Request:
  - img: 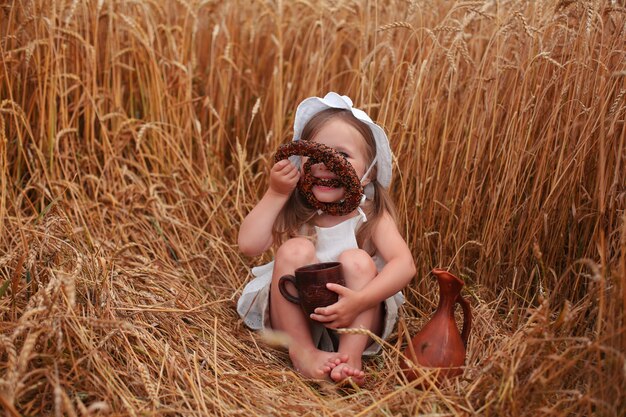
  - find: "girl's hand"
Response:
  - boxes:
[310,283,363,329]
[269,159,300,196]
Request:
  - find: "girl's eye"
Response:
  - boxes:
[338,151,349,158]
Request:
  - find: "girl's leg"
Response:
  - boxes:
[270,237,347,379]
[331,249,384,385]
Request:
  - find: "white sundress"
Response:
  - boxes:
[236,211,405,355]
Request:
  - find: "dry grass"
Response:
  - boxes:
[0,0,624,415]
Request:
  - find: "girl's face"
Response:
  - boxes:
[308,117,371,204]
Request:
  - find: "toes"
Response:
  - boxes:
[330,363,364,384]
[325,354,348,369]
[348,368,364,378]
[330,364,344,382]
[314,365,331,379]
[329,356,345,366]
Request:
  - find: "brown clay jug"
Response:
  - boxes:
[401,268,472,383]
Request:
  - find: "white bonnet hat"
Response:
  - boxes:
[292,92,393,189]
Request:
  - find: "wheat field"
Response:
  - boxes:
[0,0,624,416]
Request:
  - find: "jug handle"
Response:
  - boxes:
[456,295,472,347]
[278,275,300,304]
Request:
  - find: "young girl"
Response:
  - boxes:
[237,92,416,385]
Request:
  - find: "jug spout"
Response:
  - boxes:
[432,268,464,299]
[432,268,464,286]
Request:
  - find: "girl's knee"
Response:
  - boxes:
[275,237,316,265]
[338,249,377,281]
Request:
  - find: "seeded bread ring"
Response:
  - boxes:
[274,141,363,216]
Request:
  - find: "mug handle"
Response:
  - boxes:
[278,275,300,304]
[456,295,472,348]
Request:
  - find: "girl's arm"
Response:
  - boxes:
[310,211,416,327]
[238,159,300,256]
[356,212,416,307]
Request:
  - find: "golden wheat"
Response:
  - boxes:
[0,0,624,416]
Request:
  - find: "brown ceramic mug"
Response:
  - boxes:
[278,262,345,316]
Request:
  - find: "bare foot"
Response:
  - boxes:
[289,346,349,380]
[330,356,365,386]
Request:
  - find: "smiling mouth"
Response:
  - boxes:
[312,176,342,189]
[314,184,339,190]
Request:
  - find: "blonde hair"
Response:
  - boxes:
[273,108,397,254]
